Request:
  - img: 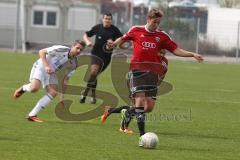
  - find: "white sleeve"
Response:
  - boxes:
[46,45,70,56]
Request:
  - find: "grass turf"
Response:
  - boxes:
[0,52,240,160]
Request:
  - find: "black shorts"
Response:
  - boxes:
[91,54,111,73]
[127,70,161,100]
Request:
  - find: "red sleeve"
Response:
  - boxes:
[121,26,135,41]
[162,32,178,52]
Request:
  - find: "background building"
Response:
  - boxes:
[0,0,239,57]
[0,0,100,50]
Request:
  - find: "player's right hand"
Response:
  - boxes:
[193,53,204,62]
[45,66,54,74]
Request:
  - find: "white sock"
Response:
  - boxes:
[22,83,31,92]
[28,94,53,117]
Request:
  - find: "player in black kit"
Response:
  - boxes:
[80,13,123,104]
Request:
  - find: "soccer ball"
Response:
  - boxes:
[139,132,159,149]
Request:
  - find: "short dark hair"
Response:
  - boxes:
[147,9,163,19]
[73,40,86,49]
[103,12,112,18]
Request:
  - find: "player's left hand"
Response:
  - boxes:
[193,53,204,62]
[106,40,115,50]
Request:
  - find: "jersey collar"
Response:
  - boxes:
[145,25,156,33]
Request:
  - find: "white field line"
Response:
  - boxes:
[177,88,239,93]
[162,97,240,104]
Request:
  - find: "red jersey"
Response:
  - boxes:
[122,25,177,74]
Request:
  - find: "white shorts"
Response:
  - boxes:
[29,62,58,88]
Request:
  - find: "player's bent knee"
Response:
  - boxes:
[30,86,39,93]
[48,90,58,98]
[90,71,98,76]
[50,92,57,98]
[135,97,146,106]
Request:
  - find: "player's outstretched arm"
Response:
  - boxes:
[172,48,204,62]
[107,37,124,49]
[119,40,131,50]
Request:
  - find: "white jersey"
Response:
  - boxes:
[30,45,78,88]
[35,45,71,71]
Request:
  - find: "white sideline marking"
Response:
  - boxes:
[178,88,239,93]
[163,98,240,104]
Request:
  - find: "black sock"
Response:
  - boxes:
[127,107,136,117]
[108,105,130,114]
[124,107,135,128]
[82,87,90,97]
[135,107,145,136]
[83,74,97,96]
[91,79,97,98]
[125,116,132,128]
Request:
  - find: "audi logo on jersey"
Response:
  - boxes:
[142,41,156,49]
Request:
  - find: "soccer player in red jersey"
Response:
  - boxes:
[102,9,203,144]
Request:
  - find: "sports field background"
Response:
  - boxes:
[0,52,240,160]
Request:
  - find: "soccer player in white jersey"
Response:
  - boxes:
[13,40,86,122]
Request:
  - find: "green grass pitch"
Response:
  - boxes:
[0,52,240,160]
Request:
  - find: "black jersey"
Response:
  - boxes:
[86,24,122,56]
